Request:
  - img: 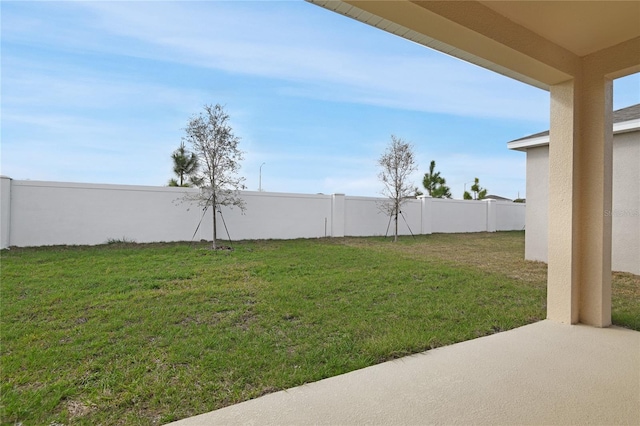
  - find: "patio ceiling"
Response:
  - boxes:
[308,0,640,89]
[479,1,640,57]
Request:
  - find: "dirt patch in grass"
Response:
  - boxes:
[67,400,96,419]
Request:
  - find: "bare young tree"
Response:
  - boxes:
[378,135,418,242]
[183,104,246,249]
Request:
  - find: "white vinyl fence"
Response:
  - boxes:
[0,177,525,249]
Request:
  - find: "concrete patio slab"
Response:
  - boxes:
[168,320,640,425]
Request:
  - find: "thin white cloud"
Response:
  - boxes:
[3,61,204,112]
[16,1,549,122]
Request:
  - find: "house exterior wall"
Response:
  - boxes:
[524,131,639,274]
[525,146,550,262]
[611,132,640,274]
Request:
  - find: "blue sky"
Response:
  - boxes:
[2,1,638,199]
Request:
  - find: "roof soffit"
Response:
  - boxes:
[480,1,640,57]
[409,1,581,80]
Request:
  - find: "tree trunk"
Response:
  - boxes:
[394,205,399,243]
[211,193,218,249]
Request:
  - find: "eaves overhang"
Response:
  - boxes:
[507,118,640,152]
[307,0,582,90]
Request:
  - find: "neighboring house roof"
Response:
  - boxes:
[508,103,640,151]
[485,194,512,201]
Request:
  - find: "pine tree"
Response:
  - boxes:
[168,142,200,187]
[463,177,487,200]
[422,160,451,198]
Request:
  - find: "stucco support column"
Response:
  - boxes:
[547,70,613,327]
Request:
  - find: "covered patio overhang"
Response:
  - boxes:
[310,0,640,327]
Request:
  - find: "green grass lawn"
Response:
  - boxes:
[1,232,638,425]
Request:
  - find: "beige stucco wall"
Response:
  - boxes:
[525,130,639,275]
